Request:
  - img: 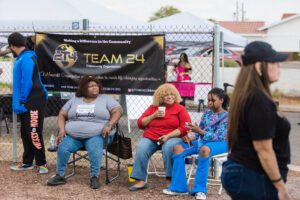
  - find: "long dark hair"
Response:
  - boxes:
[208,87,229,110]
[177,53,189,65]
[75,76,103,98]
[228,62,273,150]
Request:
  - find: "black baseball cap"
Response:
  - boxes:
[242,41,288,65]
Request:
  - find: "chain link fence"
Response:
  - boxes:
[0,24,215,172]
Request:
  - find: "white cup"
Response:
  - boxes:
[158,106,166,117]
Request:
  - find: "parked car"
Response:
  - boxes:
[165,45,177,55]
[192,47,242,66]
[165,47,188,62]
[166,46,207,64]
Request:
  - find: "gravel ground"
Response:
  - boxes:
[0,161,300,200]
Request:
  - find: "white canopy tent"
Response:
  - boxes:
[149,12,247,47]
[0,0,145,31]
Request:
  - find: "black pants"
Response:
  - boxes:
[20,98,46,166]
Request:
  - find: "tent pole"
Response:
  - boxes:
[220,32,225,87]
[213,24,220,88]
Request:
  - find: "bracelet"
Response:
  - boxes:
[271,177,282,183]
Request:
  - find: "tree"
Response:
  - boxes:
[148,6,181,22]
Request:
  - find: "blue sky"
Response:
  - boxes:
[92,0,300,24]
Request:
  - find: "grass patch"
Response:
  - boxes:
[0,82,11,90]
[0,56,12,62]
[223,59,239,67]
[272,89,285,99]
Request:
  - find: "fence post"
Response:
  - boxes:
[213,23,220,88]
[12,112,17,162]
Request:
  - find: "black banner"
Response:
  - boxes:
[35,33,165,95]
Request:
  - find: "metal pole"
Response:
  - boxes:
[213,24,220,88]
[11,59,17,162]
[12,112,17,162]
[220,32,225,86]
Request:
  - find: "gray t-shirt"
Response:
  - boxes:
[62,94,120,139]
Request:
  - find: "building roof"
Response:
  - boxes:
[259,14,300,31]
[218,21,265,34]
[281,13,297,20]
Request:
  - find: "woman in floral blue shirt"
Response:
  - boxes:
[163,88,229,200]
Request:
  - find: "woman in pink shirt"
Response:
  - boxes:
[128,83,191,191]
[174,53,192,82]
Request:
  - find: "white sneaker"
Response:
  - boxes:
[162,188,188,196]
[195,192,206,200]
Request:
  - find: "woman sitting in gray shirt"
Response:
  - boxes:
[47,76,122,189]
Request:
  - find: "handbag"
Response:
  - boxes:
[107,125,132,159]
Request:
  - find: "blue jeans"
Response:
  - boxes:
[56,134,114,177]
[168,140,228,194]
[130,137,182,181]
[221,158,278,200]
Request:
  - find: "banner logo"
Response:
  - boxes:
[53,44,78,68]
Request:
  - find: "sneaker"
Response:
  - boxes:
[90,176,100,189]
[47,174,66,186]
[38,164,49,174]
[195,192,206,200]
[10,163,34,171]
[162,188,188,196]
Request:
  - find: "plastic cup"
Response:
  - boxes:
[158,106,166,117]
[127,164,135,182]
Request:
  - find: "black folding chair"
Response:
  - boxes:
[64,125,121,184]
[0,95,12,135]
[104,124,121,184]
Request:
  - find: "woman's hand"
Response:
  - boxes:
[158,135,170,143]
[278,186,290,200]
[182,135,196,143]
[102,124,112,137]
[56,130,66,145]
[186,122,204,135]
[152,110,165,118]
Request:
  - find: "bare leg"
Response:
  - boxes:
[199,146,210,158]
[173,144,185,155]
[132,180,146,187]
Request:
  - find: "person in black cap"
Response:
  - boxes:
[8,32,49,174]
[221,41,291,200]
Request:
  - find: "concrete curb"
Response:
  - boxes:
[288,164,300,172]
[279,106,300,113]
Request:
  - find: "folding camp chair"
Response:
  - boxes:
[52,125,121,184]
[0,106,9,135]
[104,126,121,184]
[186,153,228,195]
[0,95,11,135]
[146,150,166,181]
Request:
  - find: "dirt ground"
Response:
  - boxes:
[0,161,300,200]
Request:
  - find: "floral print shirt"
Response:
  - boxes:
[197,109,228,142]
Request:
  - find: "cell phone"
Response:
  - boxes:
[157,139,164,146]
[185,122,192,128]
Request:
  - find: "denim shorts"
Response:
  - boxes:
[221,158,278,200]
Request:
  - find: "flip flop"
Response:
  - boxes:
[128,183,148,191]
